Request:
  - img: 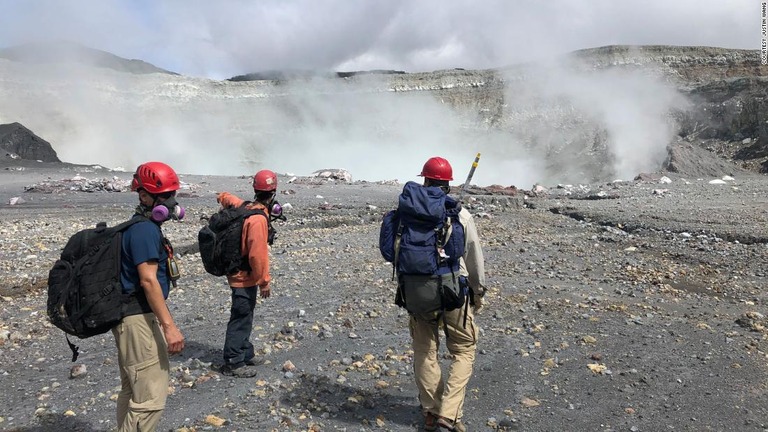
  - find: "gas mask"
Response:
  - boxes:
[266,199,286,246]
[269,200,286,222]
[151,196,186,223]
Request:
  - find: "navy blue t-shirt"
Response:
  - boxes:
[121,216,170,300]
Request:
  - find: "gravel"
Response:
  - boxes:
[1,164,767,431]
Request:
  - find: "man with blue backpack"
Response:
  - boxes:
[379,156,486,432]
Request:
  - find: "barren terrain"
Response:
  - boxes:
[1,163,767,432]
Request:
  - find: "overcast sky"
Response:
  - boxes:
[0,0,757,79]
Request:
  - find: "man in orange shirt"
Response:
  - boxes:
[216,169,277,377]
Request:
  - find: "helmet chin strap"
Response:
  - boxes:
[135,203,152,217]
[135,203,163,223]
[135,191,156,216]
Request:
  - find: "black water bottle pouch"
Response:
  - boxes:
[439,274,466,311]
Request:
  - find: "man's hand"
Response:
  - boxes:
[259,283,271,298]
[162,322,185,354]
[472,294,484,314]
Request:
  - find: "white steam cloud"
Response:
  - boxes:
[497,58,689,185]
[0,56,688,187]
[0,0,749,186]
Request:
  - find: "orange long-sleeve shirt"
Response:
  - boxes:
[216,192,271,289]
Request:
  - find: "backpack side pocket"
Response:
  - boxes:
[439,274,466,311]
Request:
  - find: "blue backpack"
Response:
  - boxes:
[379,181,467,314]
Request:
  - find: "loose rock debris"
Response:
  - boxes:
[2,170,768,431]
[24,175,132,193]
[23,175,203,194]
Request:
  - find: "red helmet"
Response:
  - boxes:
[419,157,453,181]
[253,169,277,192]
[131,161,180,194]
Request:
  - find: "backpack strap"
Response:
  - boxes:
[66,335,80,362]
[162,237,181,287]
[442,217,453,247]
[240,202,269,224]
[392,222,403,281]
[435,225,446,266]
[462,292,469,328]
[121,214,151,228]
[236,205,270,270]
[435,216,455,267]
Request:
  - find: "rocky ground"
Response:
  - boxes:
[1,163,768,432]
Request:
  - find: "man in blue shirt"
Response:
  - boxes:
[112,161,186,432]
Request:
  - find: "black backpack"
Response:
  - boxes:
[198,204,268,277]
[47,217,144,361]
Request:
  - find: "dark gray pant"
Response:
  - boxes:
[223,286,257,366]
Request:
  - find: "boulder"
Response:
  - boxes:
[0,122,60,162]
[662,140,745,178]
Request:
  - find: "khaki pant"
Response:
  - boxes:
[409,305,478,422]
[112,313,170,432]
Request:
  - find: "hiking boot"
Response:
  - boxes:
[437,417,466,432]
[424,412,438,431]
[245,356,265,366]
[220,364,258,378]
